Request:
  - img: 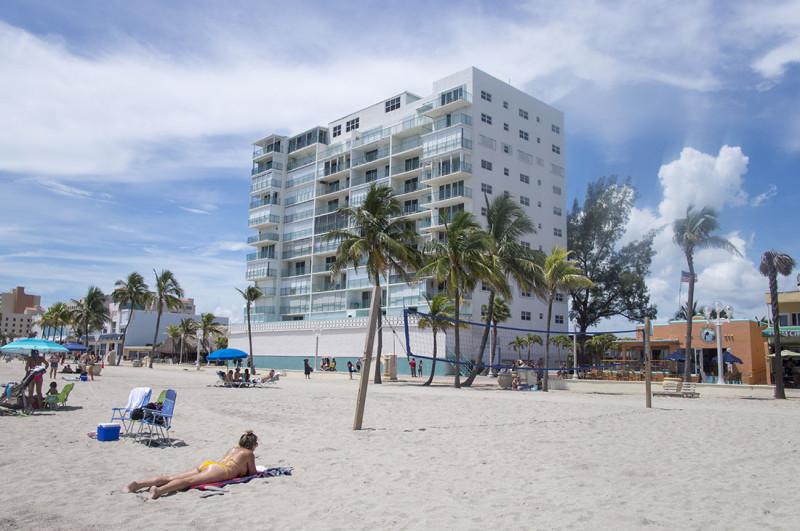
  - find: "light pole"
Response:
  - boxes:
[313,323,322,371]
[572,320,579,380]
[703,301,733,385]
[179,333,184,365]
[196,330,202,371]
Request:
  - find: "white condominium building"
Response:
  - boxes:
[245,67,567,332]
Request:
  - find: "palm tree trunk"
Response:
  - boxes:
[453,289,462,389]
[373,279,383,384]
[246,302,254,372]
[353,284,383,430]
[463,291,494,386]
[423,332,438,386]
[150,304,162,369]
[117,310,134,366]
[770,273,786,399]
[683,256,695,382]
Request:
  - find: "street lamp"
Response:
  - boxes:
[572,320,579,380]
[179,333,184,365]
[312,323,322,371]
[703,301,733,385]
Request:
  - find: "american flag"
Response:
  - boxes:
[680,270,698,283]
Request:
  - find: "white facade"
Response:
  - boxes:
[240,67,568,355]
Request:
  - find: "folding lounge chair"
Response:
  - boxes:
[110,387,152,435]
[252,374,279,387]
[135,389,177,447]
[44,382,75,409]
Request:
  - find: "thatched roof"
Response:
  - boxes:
[155,336,199,355]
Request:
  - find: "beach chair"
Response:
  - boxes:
[135,389,177,447]
[680,382,700,398]
[110,387,152,435]
[253,373,279,388]
[44,382,74,409]
[652,380,681,397]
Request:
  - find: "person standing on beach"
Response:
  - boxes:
[26,349,47,403]
[347,361,354,379]
[356,358,361,373]
[418,359,423,377]
[409,358,416,377]
[303,359,312,379]
[87,353,97,381]
[48,352,59,379]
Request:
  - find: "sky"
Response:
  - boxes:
[1,0,799,329]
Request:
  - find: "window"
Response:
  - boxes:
[536,157,544,166]
[555,315,564,324]
[552,124,560,134]
[481,160,493,171]
[481,282,490,291]
[538,223,542,229]
[536,116,541,123]
[480,206,487,216]
[552,144,561,154]
[521,241,531,249]
[502,143,512,154]
[520,196,530,206]
[551,164,565,177]
[554,228,563,237]
[538,201,542,207]
[503,122,509,131]
[520,173,529,184]
[503,167,509,176]
[480,113,493,125]
[537,137,541,144]
[481,183,493,194]
[481,306,487,317]
[480,90,492,102]
[479,134,496,149]
[517,150,533,164]
[503,190,510,198]
[555,293,564,302]
[521,290,531,297]
[553,185,562,195]
[332,125,341,138]
[385,97,401,113]
[554,206,562,216]
[521,311,531,321]
[503,100,508,109]
[519,130,529,141]
[519,108,529,119]
[346,118,359,132]
[537,179,542,185]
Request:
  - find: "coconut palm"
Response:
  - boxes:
[672,205,741,382]
[177,318,199,364]
[760,249,796,399]
[533,246,593,391]
[525,333,543,363]
[481,296,511,371]
[417,211,496,388]
[418,292,458,386]
[198,312,226,361]
[236,285,263,372]
[673,301,699,321]
[39,311,54,340]
[113,272,150,365]
[508,336,527,358]
[214,335,228,351]
[148,269,184,368]
[463,193,539,386]
[71,286,110,348]
[50,301,71,343]
[549,334,572,364]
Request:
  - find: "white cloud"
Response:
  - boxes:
[179,206,210,215]
[751,184,778,206]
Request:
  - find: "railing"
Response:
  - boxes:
[249,196,280,209]
[393,180,425,195]
[285,172,316,189]
[421,112,473,135]
[311,301,347,312]
[283,228,313,242]
[286,153,316,171]
[421,161,473,182]
[317,180,349,196]
[348,278,373,289]
[280,286,310,296]
[246,267,278,280]
[248,213,281,228]
[314,221,348,235]
[312,263,335,274]
[282,246,312,259]
[416,90,471,113]
[351,167,390,187]
[281,269,308,277]
[387,114,433,135]
[252,304,276,314]
[247,232,280,244]
[284,191,314,206]
[317,161,351,178]
[313,283,345,292]
[351,146,390,167]
[280,305,309,314]
[422,137,473,158]
[422,187,472,204]
[251,161,283,176]
[251,177,282,194]
[314,238,342,254]
[246,251,277,262]
[392,136,423,154]
[253,143,283,158]
[315,201,348,215]
[284,209,313,223]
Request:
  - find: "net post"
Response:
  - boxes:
[644,317,652,409]
[403,309,412,358]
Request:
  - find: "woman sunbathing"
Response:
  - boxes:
[123,430,259,499]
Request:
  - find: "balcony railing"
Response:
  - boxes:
[246,267,278,280]
[313,238,342,254]
[315,201,348,215]
[247,232,279,245]
[314,221,349,235]
[286,153,316,171]
[312,263,336,274]
[281,268,308,277]
[246,251,277,262]
[280,305,309,314]
[282,246,312,259]
[351,167,391,187]
[416,89,472,114]
[284,191,314,206]
[250,196,280,209]
[421,161,473,182]
[285,172,316,189]
[280,286,310,296]
[251,161,283,176]
[317,160,351,178]
[311,301,347,312]
[252,304,276,314]
[248,213,281,228]
[253,143,283,158]
[251,177,282,194]
[284,209,314,223]
[283,228,313,242]
[422,137,473,159]
[351,147,390,168]
[421,112,473,135]
[391,136,423,154]
[421,187,472,204]
[312,282,345,292]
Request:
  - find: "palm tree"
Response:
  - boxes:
[482,297,511,371]
[534,246,593,391]
[236,285,263,372]
[417,211,496,388]
[463,193,539,386]
[549,334,572,364]
[164,324,181,360]
[177,318,199,364]
[673,301,699,321]
[39,311,54,340]
[327,184,420,384]
[71,286,110,349]
[50,302,71,343]
[673,205,741,382]
[508,336,527,359]
[198,312,226,361]
[525,333,543,363]
[418,292,458,386]
[113,272,150,365]
[760,249,796,399]
[215,335,228,351]
[148,269,184,369]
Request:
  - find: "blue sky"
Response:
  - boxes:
[1,0,799,328]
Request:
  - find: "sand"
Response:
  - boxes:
[1,360,798,530]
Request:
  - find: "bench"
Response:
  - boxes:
[653,380,700,398]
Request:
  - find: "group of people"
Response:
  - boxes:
[407,357,423,377]
[21,348,93,407]
[303,358,363,379]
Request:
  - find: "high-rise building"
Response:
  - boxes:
[1,286,43,338]
[243,67,567,344]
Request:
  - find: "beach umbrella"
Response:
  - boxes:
[1,338,69,355]
[62,341,90,351]
[711,351,743,364]
[207,348,248,361]
[664,352,685,362]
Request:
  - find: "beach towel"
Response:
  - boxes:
[191,466,293,491]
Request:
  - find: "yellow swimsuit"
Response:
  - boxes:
[200,458,238,480]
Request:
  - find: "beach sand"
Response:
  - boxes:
[1,360,798,530]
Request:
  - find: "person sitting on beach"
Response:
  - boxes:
[234,368,242,382]
[123,430,259,500]
[512,377,526,390]
[244,369,250,382]
[227,370,235,383]
[46,381,59,396]
[61,364,74,374]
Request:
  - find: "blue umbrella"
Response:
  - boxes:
[712,351,743,364]
[62,342,90,351]
[664,352,685,362]
[207,348,249,361]
[1,338,69,354]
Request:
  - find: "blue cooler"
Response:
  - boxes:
[80,375,88,381]
[97,423,121,441]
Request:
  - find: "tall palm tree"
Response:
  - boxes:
[113,272,150,365]
[417,211,496,388]
[672,205,741,382]
[236,285,263,372]
[39,311,54,340]
[482,296,511,371]
[760,249,796,399]
[508,336,527,358]
[148,269,184,368]
[50,301,71,343]
[525,332,543,363]
[673,301,699,321]
[534,246,593,391]
[463,193,539,386]
[198,312,226,361]
[418,293,458,386]
[177,318,199,364]
[327,184,420,384]
[71,286,110,349]
[549,334,572,364]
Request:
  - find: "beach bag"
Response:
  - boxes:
[130,407,144,420]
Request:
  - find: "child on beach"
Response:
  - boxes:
[46,381,59,396]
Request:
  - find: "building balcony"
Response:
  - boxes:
[280,305,309,315]
[351,167,391,188]
[316,179,350,198]
[311,301,347,312]
[391,136,423,155]
[313,238,343,255]
[312,282,345,293]
[286,153,316,171]
[421,187,472,208]
[422,137,472,159]
[246,251,277,262]
[251,177,282,194]
[281,268,309,278]
[351,146,391,169]
[248,212,281,229]
[348,278,374,290]
[315,201,348,215]
[247,232,279,246]
[314,221,349,236]
[317,161,351,179]
[420,112,473,136]
[285,172,316,189]
[393,180,427,196]
[283,209,314,224]
[246,265,278,280]
[283,228,313,242]
[252,161,283,176]
[282,246,312,259]
[249,196,280,209]
[416,89,471,117]
[420,160,472,186]
[312,263,335,274]
[252,304,276,316]
[280,286,310,296]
